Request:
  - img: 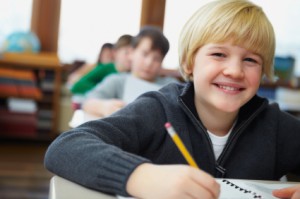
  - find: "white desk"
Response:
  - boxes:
[50,176,116,199]
[50,175,298,199]
[68,109,99,128]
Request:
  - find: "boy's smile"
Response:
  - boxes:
[213,81,245,94]
[190,42,263,117]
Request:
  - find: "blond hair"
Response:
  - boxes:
[179,0,275,81]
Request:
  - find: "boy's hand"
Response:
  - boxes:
[273,185,300,199]
[126,163,220,199]
[101,99,126,116]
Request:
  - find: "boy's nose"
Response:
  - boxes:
[222,60,245,79]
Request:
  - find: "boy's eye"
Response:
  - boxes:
[212,53,225,57]
[244,57,257,63]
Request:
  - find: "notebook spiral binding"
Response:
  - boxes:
[222,179,263,198]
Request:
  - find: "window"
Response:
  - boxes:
[163,0,211,69]
[59,0,142,64]
[0,0,33,51]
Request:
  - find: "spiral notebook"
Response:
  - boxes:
[117,178,297,199]
[217,179,295,199]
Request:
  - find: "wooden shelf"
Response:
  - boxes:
[0,52,62,140]
[260,77,300,89]
[0,52,60,68]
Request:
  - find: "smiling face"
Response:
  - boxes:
[187,42,262,115]
[178,0,275,82]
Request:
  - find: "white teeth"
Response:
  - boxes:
[219,85,239,91]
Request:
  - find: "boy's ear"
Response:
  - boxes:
[183,64,193,75]
[182,64,193,80]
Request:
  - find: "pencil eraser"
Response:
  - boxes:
[165,122,171,128]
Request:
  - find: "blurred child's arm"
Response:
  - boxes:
[273,185,300,199]
[83,98,126,117]
[126,163,220,199]
[67,63,96,86]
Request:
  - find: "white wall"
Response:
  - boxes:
[58,0,141,63]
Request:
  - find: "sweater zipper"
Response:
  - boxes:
[216,103,266,166]
[179,96,267,177]
[178,98,216,161]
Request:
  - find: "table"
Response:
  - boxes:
[50,175,298,199]
[49,175,116,199]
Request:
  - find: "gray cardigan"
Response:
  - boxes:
[85,73,178,100]
[45,82,300,196]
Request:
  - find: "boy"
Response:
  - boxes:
[70,34,133,95]
[45,1,300,199]
[82,26,178,117]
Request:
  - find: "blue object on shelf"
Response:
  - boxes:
[1,31,41,53]
[274,56,295,82]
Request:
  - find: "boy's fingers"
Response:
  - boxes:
[292,189,300,199]
[191,168,220,198]
[273,185,300,198]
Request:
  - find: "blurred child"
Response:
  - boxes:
[70,34,133,95]
[45,1,300,199]
[82,26,178,117]
[66,42,114,87]
[96,43,114,64]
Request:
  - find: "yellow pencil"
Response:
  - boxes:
[165,122,199,168]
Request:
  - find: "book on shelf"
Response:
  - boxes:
[41,80,55,91]
[38,70,56,91]
[0,109,37,137]
[38,109,53,119]
[7,97,37,113]
[0,67,42,99]
[37,118,53,130]
[0,81,18,97]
